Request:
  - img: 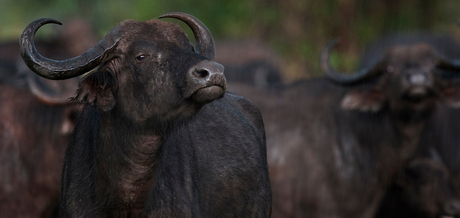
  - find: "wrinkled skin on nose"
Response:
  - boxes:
[400,67,434,100]
[185,60,226,103]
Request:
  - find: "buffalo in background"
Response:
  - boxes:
[0,19,95,217]
[228,31,460,217]
[364,33,460,218]
[215,39,284,89]
[375,152,460,218]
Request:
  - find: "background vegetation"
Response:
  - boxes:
[1,0,460,81]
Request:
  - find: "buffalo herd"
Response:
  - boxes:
[1,12,460,218]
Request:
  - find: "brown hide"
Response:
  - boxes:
[0,18,93,217]
[229,70,459,218]
[0,85,80,217]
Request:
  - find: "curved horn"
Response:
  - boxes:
[27,72,78,105]
[20,18,121,80]
[437,55,460,71]
[321,39,383,84]
[15,57,76,105]
[159,12,215,60]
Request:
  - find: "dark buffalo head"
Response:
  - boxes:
[20,13,226,124]
[398,158,460,217]
[321,39,460,115]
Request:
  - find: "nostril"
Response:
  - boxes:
[193,69,210,79]
[188,61,225,85]
[407,73,427,84]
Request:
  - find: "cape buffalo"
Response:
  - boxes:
[228,33,460,217]
[20,13,271,217]
[375,154,460,218]
[0,53,80,217]
[0,22,97,216]
[355,33,460,218]
[422,104,460,218]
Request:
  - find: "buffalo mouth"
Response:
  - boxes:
[191,84,226,103]
[402,86,435,103]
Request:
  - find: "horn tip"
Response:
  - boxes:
[34,18,63,26]
[159,12,188,19]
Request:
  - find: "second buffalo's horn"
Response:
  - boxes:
[321,39,383,84]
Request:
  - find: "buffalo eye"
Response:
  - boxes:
[136,54,148,61]
[387,66,394,73]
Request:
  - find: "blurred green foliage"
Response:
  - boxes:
[1,0,460,80]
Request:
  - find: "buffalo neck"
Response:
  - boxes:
[390,106,434,159]
[393,119,426,160]
[94,107,166,212]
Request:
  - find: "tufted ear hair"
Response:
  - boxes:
[440,85,460,108]
[340,88,387,112]
[72,70,117,111]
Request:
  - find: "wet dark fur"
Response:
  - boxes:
[52,18,271,217]
[59,94,271,217]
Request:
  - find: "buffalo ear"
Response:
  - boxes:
[440,86,460,108]
[60,105,82,134]
[341,89,386,112]
[72,71,116,111]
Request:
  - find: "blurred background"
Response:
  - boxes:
[1,0,460,82]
